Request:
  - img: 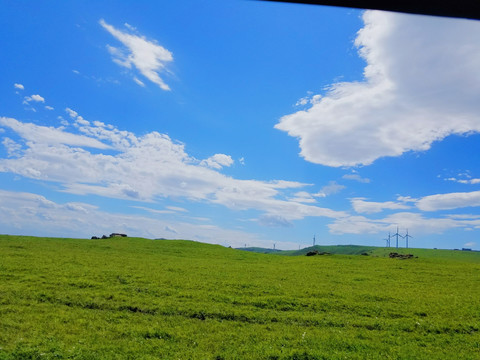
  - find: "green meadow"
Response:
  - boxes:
[0,235,479,359]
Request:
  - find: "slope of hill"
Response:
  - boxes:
[1,235,479,359]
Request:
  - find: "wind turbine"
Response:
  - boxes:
[404,229,413,249]
[392,226,404,248]
[313,234,316,247]
[383,232,391,247]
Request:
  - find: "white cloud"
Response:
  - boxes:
[164,225,178,234]
[351,197,411,214]
[342,174,370,183]
[258,214,293,228]
[200,153,234,169]
[30,94,45,102]
[314,181,345,197]
[445,177,480,185]
[45,106,54,111]
[275,11,480,167]
[14,83,24,90]
[289,191,316,203]
[329,211,480,235]
[23,94,45,104]
[2,138,22,157]
[132,206,176,214]
[100,19,173,91]
[65,107,78,119]
[295,93,322,107]
[166,206,188,212]
[0,115,346,223]
[463,242,476,248]
[0,117,109,150]
[0,189,279,248]
[416,190,480,211]
[133,77,145,87]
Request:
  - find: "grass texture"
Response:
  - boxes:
[0,235,479,359]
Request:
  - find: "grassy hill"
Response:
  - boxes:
[1,235,479,359]
[241,244,480,261]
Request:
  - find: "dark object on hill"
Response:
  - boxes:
[110,233,127,237]
[91,233,128,239]
[389,252,416,259]
[361,252,369,256]
[306,250,331,256]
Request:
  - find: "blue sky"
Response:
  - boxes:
[1,1,480,250]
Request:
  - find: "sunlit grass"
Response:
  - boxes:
[0,235,479,359]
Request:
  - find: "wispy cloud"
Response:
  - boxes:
[0,112,346,224]
[416,190,480,211]
[275,11,480,167]
[314,181,345,197]
[0,189,277,248]
[100,19,173,90]
[342,174,370,183]
[0,117,109,150]
[351,198,411,214]
[329,211,480,235]
[445,177,480,185]
[14,83,24,90]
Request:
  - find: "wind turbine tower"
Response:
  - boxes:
[313,234,316,247]
[392,226,404,248]
[404,229,413,249]
[383,232,391,247]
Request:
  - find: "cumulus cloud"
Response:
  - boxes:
[200,154,234,169]
[0,113,346,223]
[275,11,480,167]
[14,83,24,90]
[23,94,45,104]
[100,19,173,90]
[351,198,411,214]
[416,190,480,211]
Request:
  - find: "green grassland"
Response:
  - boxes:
[0,235,479,359]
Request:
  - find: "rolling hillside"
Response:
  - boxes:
[1,235,479,359]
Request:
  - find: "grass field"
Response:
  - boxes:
[1,235,479,359]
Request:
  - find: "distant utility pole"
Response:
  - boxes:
[392,227,404,248]
[404,229,413,249]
